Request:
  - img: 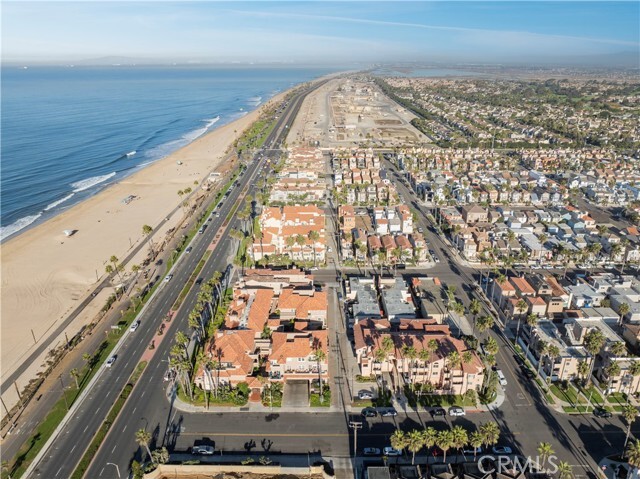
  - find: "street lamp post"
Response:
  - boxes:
[349,421,362,459]
[106,462,121,478]
[58,375,69,411]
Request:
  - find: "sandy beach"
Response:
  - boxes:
[0,90,289,402]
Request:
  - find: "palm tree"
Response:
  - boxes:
[557,461,574,479]
[479,422,500,450]
[483,337,499,356]
[109,255,123,281]
[537,442,554,469]
[627,440,640,468]
[611,342,627,358]
[514,298,528,341]
[151,447,170,465]
[308,230,320,266]
[584,329,606,379]
[618,303,631,326]
[313,342,327,403]
[623,403,639,450]
[142,224,154,253]
[524,313,539,356]
[451,425,468,459]
[469,299,481,333]
[437,429,454,462]
[536,341,549,377]
[401,345,418,391]
[476,316,494,338]
[468,430,483,459]
[390,429,408,455]
[407,429,424,465]
[135,428,153,463]
[577,359,590,385]
[604,362,622,393]
[422,426,438,450]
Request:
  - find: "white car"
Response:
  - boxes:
[192,445,215,455]
[448,406,466,416]
[129,320,140,332]
[105,355,117,368]
[383,446,402,456]
[164,274,173,283]
[358,391,374,400]
[497,369,508,386]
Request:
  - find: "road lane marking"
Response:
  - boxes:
[70,445,76,454]
[56,467,63,477]
[84,425,89,432]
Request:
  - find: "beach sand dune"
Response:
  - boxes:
[0,94,286,404]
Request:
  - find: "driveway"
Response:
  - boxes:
[282,380,309,407]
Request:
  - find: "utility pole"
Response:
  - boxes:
[349,421,362,459]
[58,375,69,411]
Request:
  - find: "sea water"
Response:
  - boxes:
[1,65,335,240]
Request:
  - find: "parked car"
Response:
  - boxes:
[430,408,446,417]
[185,246,193,253]
[129,320,140,332]
[363,447,381,456]
[358,391,374,400]
[463,446,483,456]
[496,369,508,386]
[361,407,378,418]
[380,408,398,417]
[594,407,613,418]
[383,446,402,456]
[448,406,466,417]
[192,445,215,455]
[492,446,513,455]
[105,355,117,368]
[164,274,173,283]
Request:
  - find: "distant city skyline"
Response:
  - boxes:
[3,1,639,66]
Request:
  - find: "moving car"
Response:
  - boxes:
[129,320,140,332]
[361,407,377,418]
[363,447,381,456]
[594,407,613,418]
[430,407,446,417]
[164,274,173,283]
[105,355,117,368]
[448,406,466,417]
[185,246,192,253]
[192,445,215,455]
[380,408,398,417]
[492,446,513,455]
[383,446,402,456]
[358,391,374,400]
[496,369,508,386]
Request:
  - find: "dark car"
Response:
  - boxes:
[430,407,446,417]
[361,407,378,418]
[594,407,613,418]
[521,367,535,379]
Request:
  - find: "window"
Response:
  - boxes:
[298,357,306,362]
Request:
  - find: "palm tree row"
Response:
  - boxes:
[389,422,501,464]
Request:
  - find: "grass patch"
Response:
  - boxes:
[310,388,331,407]
[550,383,583,405]
[563,405,593,414]
[576,383,604,405]
[545,393,556,405]
[70,362,147,479]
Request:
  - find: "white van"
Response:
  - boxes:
[497,369,508,386]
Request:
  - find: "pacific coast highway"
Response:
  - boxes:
[26,79,324,479]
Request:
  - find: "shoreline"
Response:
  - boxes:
[0,108,257,243]
[0,85,292,390]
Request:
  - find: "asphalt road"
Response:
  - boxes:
[27,82,321,479]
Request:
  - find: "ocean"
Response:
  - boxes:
[1,65,335,241]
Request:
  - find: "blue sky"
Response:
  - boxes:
[2,2,639,65]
